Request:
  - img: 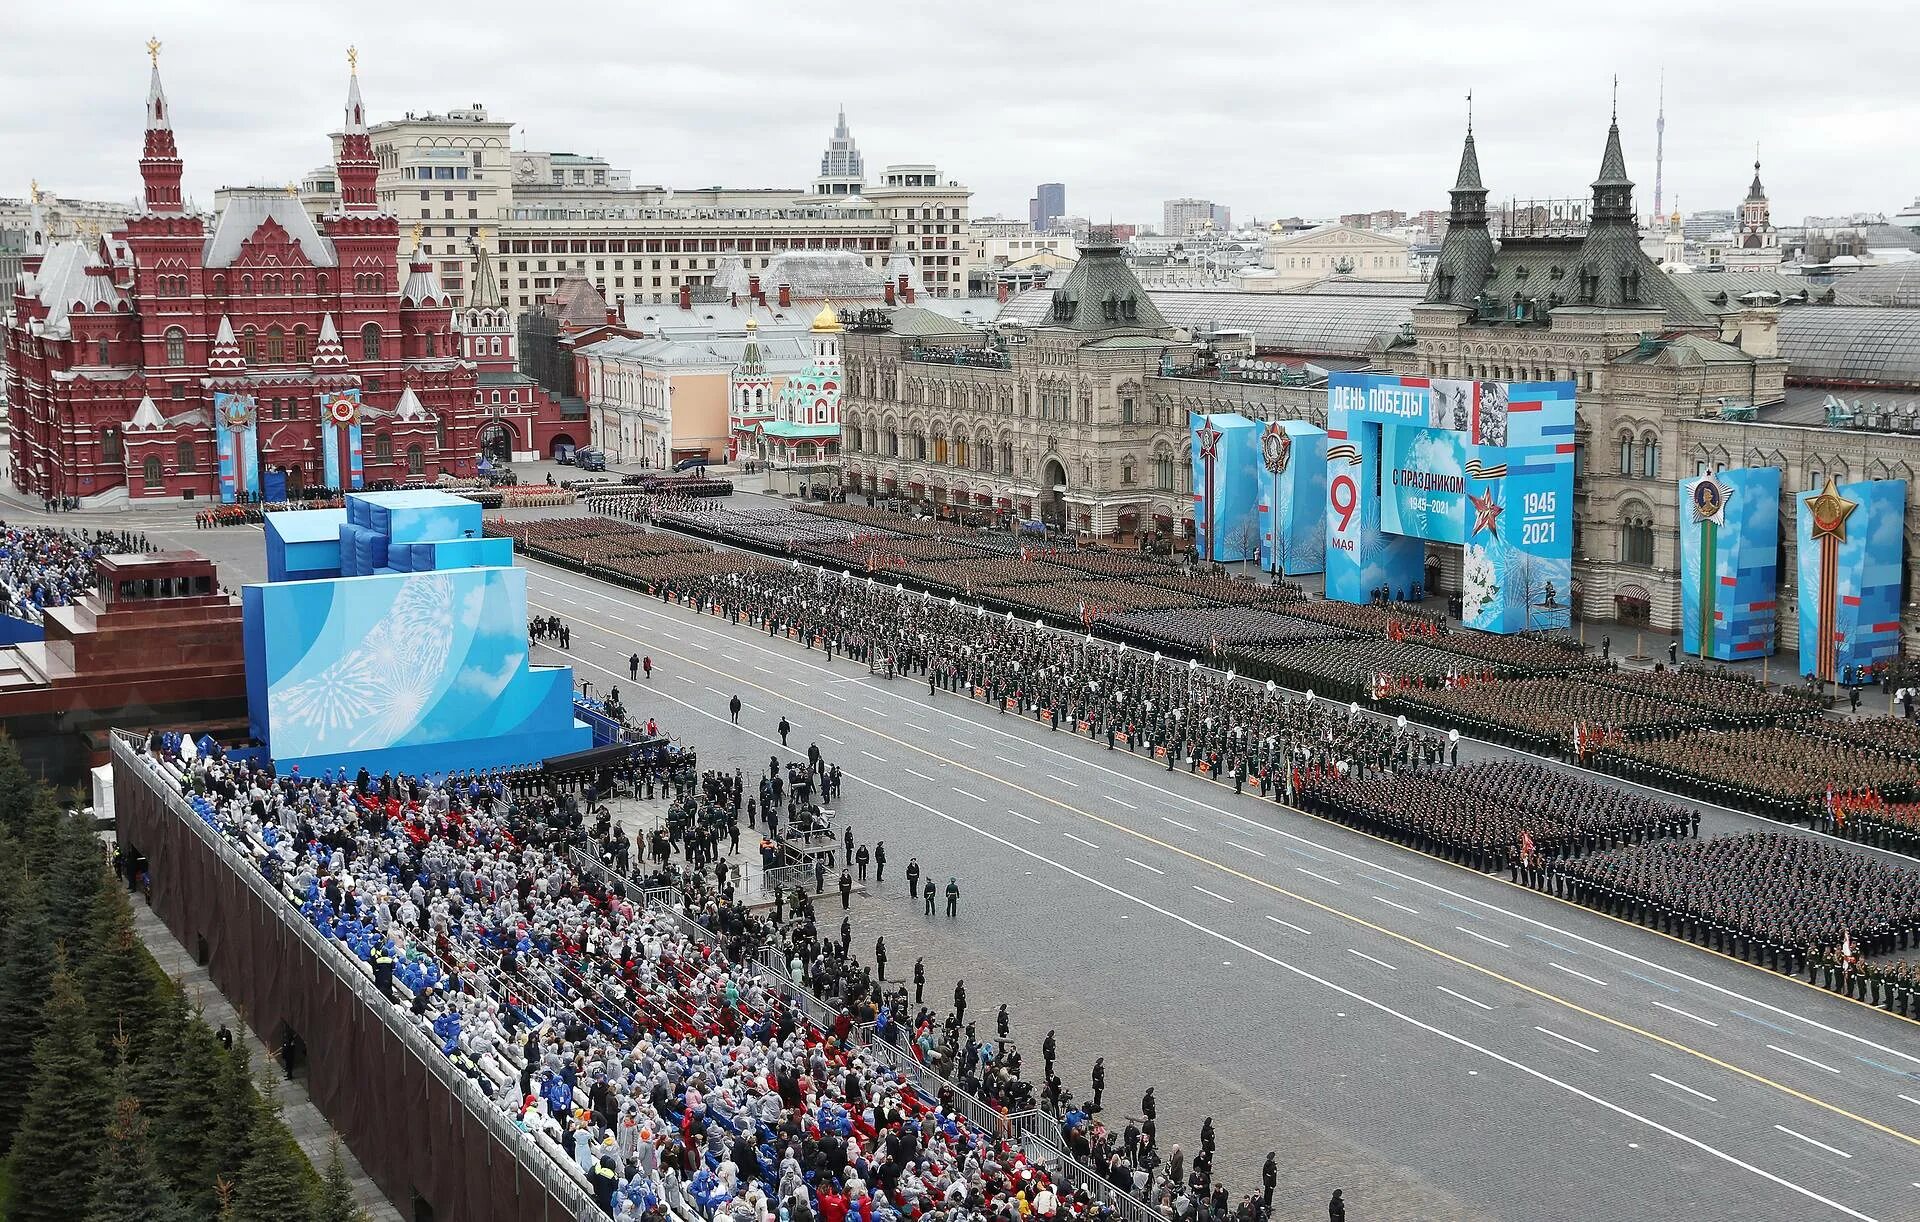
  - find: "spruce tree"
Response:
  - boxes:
[87,1058,193,1222]
[150,1007,231,1216]
[130,982,189,1118]
[0,733,40,840]
[0,875,56,1149]
[225,1073,311,1222]
[77,876,161,1068]
[38,807,106,949]
[212,1038,259,1190]
[5,963,110,1222]
[310,1137,369,1222]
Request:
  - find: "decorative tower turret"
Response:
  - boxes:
[1424,107,1493,308]
[336,46,378,212]
[138,38,184,214]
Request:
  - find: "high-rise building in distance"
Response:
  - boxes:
[1029,183,1065,232]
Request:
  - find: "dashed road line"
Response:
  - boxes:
[1192,885,1235,904]
[1457,926,1510,949]
[1125,857,1165,875]
[1537,1026,1601,1055]
[1296,868,1341,886]
[1650,1073,1717,1103]
[951,787,987,803]
[1653,1001,1719,1027]
[1775,1125,1851,1159]
[1348,948,1397,971]
[1768,1045,1841,1075]
[1550,963,1609,988]
[1063,832,1100,849]
[1265,916,1311,936]
[1375,896,1419,915]
[1437,986,1493,1011]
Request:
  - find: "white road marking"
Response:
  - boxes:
[904,768,936,782]
[1437,986,1493,1011]
[951,787,987,803]
[1224,841,1266,857]
[1652,1001,1719,1027]
[1348,949,1396,971]
[1063,833,1099,849]
[995,756,1024,767]
[822,690,847,701]
[1374,896,1418,915]
[1295,868,1341,886]
[1536,1027,1600,1055]
[1650,1073,1717,1103]
[1047,774,1081,787]
[1160,815,1196,830]
[818,734,844,745]
[1192,885,1235,904]
[1456,926,1510,949]
[676,675,696,684]
[950,738,977,749]
[1774,1126,1852,1159]
[1110,796,1139,811]
[1125,857,1164,875]
[688,641,709,650]
[1265,916,1311,935]
[1768,1045,1841,1075]
[1009,809,1042,825]
[1550,963,1609,988]
[903,721,931,732]
[861,751,887,762]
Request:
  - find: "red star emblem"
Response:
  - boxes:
[1468,486,1503,538]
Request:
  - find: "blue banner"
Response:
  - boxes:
[1327,374,1575,632]
[1190,413,1261,562]
[1796,477,1906,684]
[214,392,258,503]
[1678,468,1779,660]
[1258,420,1326,576]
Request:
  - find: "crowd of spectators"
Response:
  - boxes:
[0,524,141,622]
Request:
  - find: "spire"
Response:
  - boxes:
[335,46,379,211]
[467,228,503,310]
[1451,126,1485,197]
[401,226,445,306]
[1588,108,1636,228]
[1425,112,1495,308]
[313,314,349,367]
[208,314,245,371]
[1747,153,1766,203]
[835,104,849,139]
[138,37,184,213]
[1652,68,1666,224]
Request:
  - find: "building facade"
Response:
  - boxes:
[2,48,570,501]
[1234,224,1420,291]
[863,164,973,299]
[1029,183,1065,233]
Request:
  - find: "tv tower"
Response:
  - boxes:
[1653,70,1666,225]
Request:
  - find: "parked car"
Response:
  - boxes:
[575,448,607,472]
[673,455,709,472]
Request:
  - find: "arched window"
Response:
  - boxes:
[101,428,123,465]
[292,273,304,295]
[176,440,196,472]
[266,325,284,363]
[436,416,447,450]
[316,273,329,294]
[212,274,226,296]
[1617,433,1633,475]
[293,325,309,363]
[373,432,392,461]
[1621,506,1655,566]
[360,323,381,362]
[241,274,253,294]
[164,326,186,366]
[491,336,502,356]
[240,326,258,364]
[425,331,437,357]
[406,444,425,475]
[143,455,163,486]
[1640,434,1660,479]
[96,338,110,365]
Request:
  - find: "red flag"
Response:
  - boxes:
[1519,829,1537,866]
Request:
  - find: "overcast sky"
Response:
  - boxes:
[6,0,1912,228]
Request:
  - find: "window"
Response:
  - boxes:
[1618,434,1633,475]
[212,274,226,295]
[101,428,123,465]
[1640,435,1659,479]
[933,437,947,465]
[1121,463,1135,485]
[240,326,258,364]
[360,323,381,362]
[1155,455,1174,490]
[143,456,162,486]
[266,325,284,363]
[1621,509,1655,566]
[293,325,309,363]
[1000,443,1014,474]
[373,432,392,461]
[1121,396,1135,424]
[406,444,424,475]
[176,440,196,472]
[96,338,110,364]
[164,327,186,366]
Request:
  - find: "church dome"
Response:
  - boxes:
[810,299,844,333]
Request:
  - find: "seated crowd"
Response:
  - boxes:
[0,524,142,622]
[132,736,1228,1222]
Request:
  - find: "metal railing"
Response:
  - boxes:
[1021,1128,1165,1222]
[112,733,605,1222]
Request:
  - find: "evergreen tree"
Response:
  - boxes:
[87,1059,193,1222]
[211,1038,259,1190]
[77,877,161,1068]
[0,733,40,840]
[224,1074,310,1222]
[0,875,56,1149]
[310,1137,368,1222]
[5,963,110,1222]
[129,983,189,1119]
[37,807,106,950]
[149,1007,231,1216]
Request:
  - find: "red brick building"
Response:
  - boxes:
[2,47,568,502]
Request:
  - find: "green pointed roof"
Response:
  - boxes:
[1452,131,1485,194]
[1593,120,1634,190]
[1041,232,1168,333]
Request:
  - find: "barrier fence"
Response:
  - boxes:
[111,731,604,1222]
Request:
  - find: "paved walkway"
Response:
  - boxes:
[130,894,405,1222]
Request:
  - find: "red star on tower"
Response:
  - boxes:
[1469,486,1503,538]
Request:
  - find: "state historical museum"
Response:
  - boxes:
[3,46,564,503]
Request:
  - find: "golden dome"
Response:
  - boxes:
[745,316,758,331]
[810,298,844,333]
[1268,220,1284,234]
